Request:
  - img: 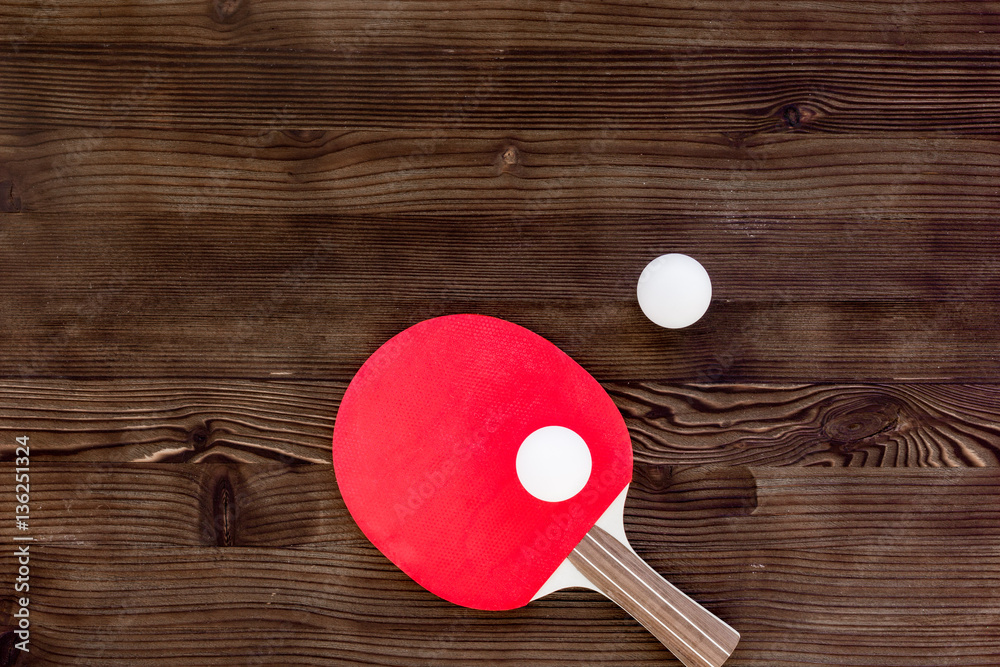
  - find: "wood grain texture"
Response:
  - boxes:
[1,465,999,665]
[2,382,999,465]
[627,466,1000,549]
[2,211,1000,302]
[2,211,1000,380]
[3,46,1000,132]
[4,0,1000,50]
[0,380,336,463]
[614,384,1000,467]
[3,130,1000,216]
[4,296,999,381]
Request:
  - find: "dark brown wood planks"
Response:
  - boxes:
[3,131,999,216]
[4,0,999,50]
[2,47,1000,132]
[1,209,999,381]
[2,381,997,466]
[2,0,1000,664]
[1,465,998,666]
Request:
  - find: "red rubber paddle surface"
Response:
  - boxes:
[332,314,632,610]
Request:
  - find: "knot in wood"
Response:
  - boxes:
[781,104,802,128]
[821,394,902,444]
[209,467,239,547]
[0,180,21,213]
[633,463,673,492]
[779,103,819,130]
[190,424,210,451]
[212,0,245,24]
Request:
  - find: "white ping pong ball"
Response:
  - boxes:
[636,253,712,329]
[516,426,592,503]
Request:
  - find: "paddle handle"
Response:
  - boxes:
[567,525,739,667]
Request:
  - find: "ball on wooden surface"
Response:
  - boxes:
[636,253,712,329]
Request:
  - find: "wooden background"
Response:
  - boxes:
[2,1,999,665]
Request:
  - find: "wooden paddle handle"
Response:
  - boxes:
[567,525,739,667]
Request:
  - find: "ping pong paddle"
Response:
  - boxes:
[332,314,739,667]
